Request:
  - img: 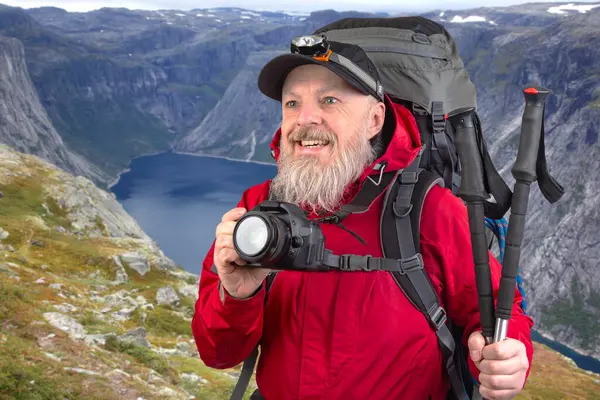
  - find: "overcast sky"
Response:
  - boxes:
[3,0,599,13]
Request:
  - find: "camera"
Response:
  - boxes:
[232,200,329,271]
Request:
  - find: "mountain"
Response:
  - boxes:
[0,143,257,399]
[1,0,599,373]
[437,5,600,360]
[0,5,380,187]
[173,50,283,161]
[1,143,598,399]
[0,6,180,186]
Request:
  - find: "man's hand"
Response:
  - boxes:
[214,207,271,300]
[468,330,529,400]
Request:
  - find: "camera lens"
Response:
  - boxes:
[235,215,270,256]
[233,211,291,265]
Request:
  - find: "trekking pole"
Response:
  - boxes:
[447,107,495,345]
[493,87,551,342]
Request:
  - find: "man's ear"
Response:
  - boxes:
[367,100,386,140]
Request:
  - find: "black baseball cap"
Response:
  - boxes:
[258,35,384,103]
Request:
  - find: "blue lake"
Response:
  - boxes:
[110,151,600,376]
[110,151,277,275]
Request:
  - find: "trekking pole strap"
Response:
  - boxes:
[535,118,564,204]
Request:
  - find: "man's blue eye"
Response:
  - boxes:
[324,97,337,104]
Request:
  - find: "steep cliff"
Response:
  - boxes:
[3,5,375,182]
[446,8,600,359]
[0,36,108,184]
[173,50,283,162]
[0,6,177,183]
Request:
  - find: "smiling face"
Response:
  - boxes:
[269,64,386,214]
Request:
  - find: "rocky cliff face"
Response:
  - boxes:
[0,6,179,183]
[0,36,108,184]
[173,50,284,162]
[0,6,314,183]
[0,143,251,399]
[444,8,600,359]
[1,5,378,182]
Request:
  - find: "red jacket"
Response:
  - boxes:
[192,98,534,400]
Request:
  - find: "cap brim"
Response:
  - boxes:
[257,53,372,102]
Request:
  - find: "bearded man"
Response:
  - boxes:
[192,37,534,400]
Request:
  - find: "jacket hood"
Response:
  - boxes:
[268,94,422,183]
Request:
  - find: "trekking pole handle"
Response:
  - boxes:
[512,87,552,182]
[447,107,488,202]
[447,107,495,344]
[494,87,551,342]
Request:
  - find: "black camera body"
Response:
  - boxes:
[232,200,328,271]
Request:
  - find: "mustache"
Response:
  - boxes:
[288,126,337,143]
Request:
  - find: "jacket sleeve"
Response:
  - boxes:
[191,189,267,369]
[420,186,534,386]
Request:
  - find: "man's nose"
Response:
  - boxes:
[296,100,322,126]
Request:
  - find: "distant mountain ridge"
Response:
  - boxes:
[0,4,387,186]
[0,0,599,367]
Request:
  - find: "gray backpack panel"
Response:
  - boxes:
[314,17,477,115]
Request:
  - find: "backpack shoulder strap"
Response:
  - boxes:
[381,153,470,400]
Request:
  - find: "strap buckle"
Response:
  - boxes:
[362,255,374,271]
[397,253,424,275]
[431,101,446,134]
[339,255,351,271]
[339,255,375,271]
[429,305,447,330]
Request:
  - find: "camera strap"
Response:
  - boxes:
[321,250,425,273]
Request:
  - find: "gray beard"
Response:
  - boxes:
[269,123,377,215]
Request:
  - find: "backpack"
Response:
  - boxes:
[229,16,528,400]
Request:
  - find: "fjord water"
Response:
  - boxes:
[110,151,276,275]
[530,331,600,374]
[110,151,600,376]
